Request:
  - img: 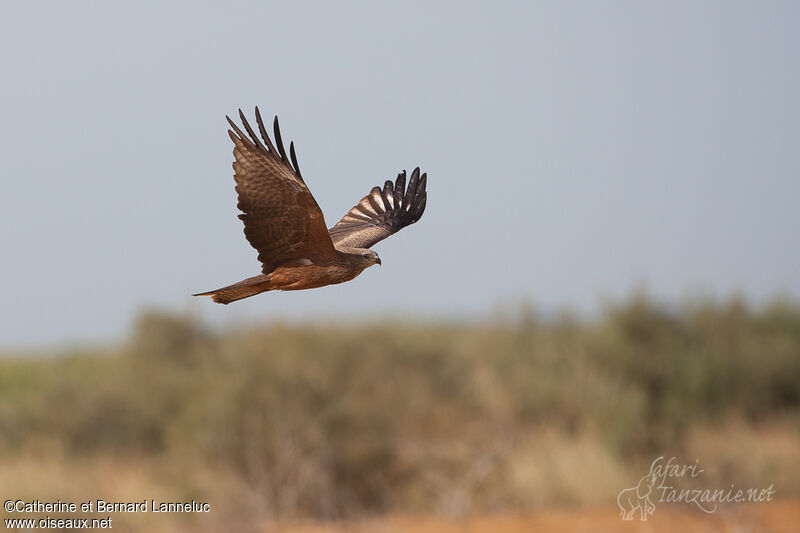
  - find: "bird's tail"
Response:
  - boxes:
[193,274,273,304]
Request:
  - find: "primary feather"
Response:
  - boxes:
[329,167,428,249]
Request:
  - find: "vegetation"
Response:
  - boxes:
[1,295,798,529]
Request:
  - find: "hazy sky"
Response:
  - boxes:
[1,1,798,346]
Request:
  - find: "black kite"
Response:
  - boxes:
[194,108,427,304]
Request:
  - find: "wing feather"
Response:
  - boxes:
[273,116,290,163]
[255,107,278,155]
[328,167,427,249]
[227,109,337,273]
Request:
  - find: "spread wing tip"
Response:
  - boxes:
[328,166,428,249]
[226,108,303,180]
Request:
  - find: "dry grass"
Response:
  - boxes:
[1,295,798,529]
[2,454,796,532]
[268,500,800,533]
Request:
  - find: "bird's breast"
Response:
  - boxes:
[268,261,367,291]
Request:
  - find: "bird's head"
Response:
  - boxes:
[360,249,381,267]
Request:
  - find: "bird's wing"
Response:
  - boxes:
[328,167,427,249]
[227,108,338,273]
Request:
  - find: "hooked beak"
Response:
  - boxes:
[375,256,382,266]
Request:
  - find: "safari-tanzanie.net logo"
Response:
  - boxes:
[616,456,775,521]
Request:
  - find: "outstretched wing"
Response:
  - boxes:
[227,108,338,273]
[329,167,427,249]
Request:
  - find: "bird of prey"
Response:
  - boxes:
[194,108,427,304]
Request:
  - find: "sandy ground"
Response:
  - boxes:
[270,500,800,533]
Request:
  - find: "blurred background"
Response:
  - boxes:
[1,1,798,532]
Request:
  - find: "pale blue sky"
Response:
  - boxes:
[1,1,798,346]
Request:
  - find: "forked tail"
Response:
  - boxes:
[193,274,272,304]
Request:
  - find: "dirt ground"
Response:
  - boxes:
[271,500,800,533]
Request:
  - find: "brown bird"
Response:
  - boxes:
[194,108,427,304]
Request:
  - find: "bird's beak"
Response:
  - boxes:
[376,257,382,266]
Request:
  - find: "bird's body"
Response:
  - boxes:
[194,108,427,304]
[205,252,376,303]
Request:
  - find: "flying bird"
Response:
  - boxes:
[194,108,427,304]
